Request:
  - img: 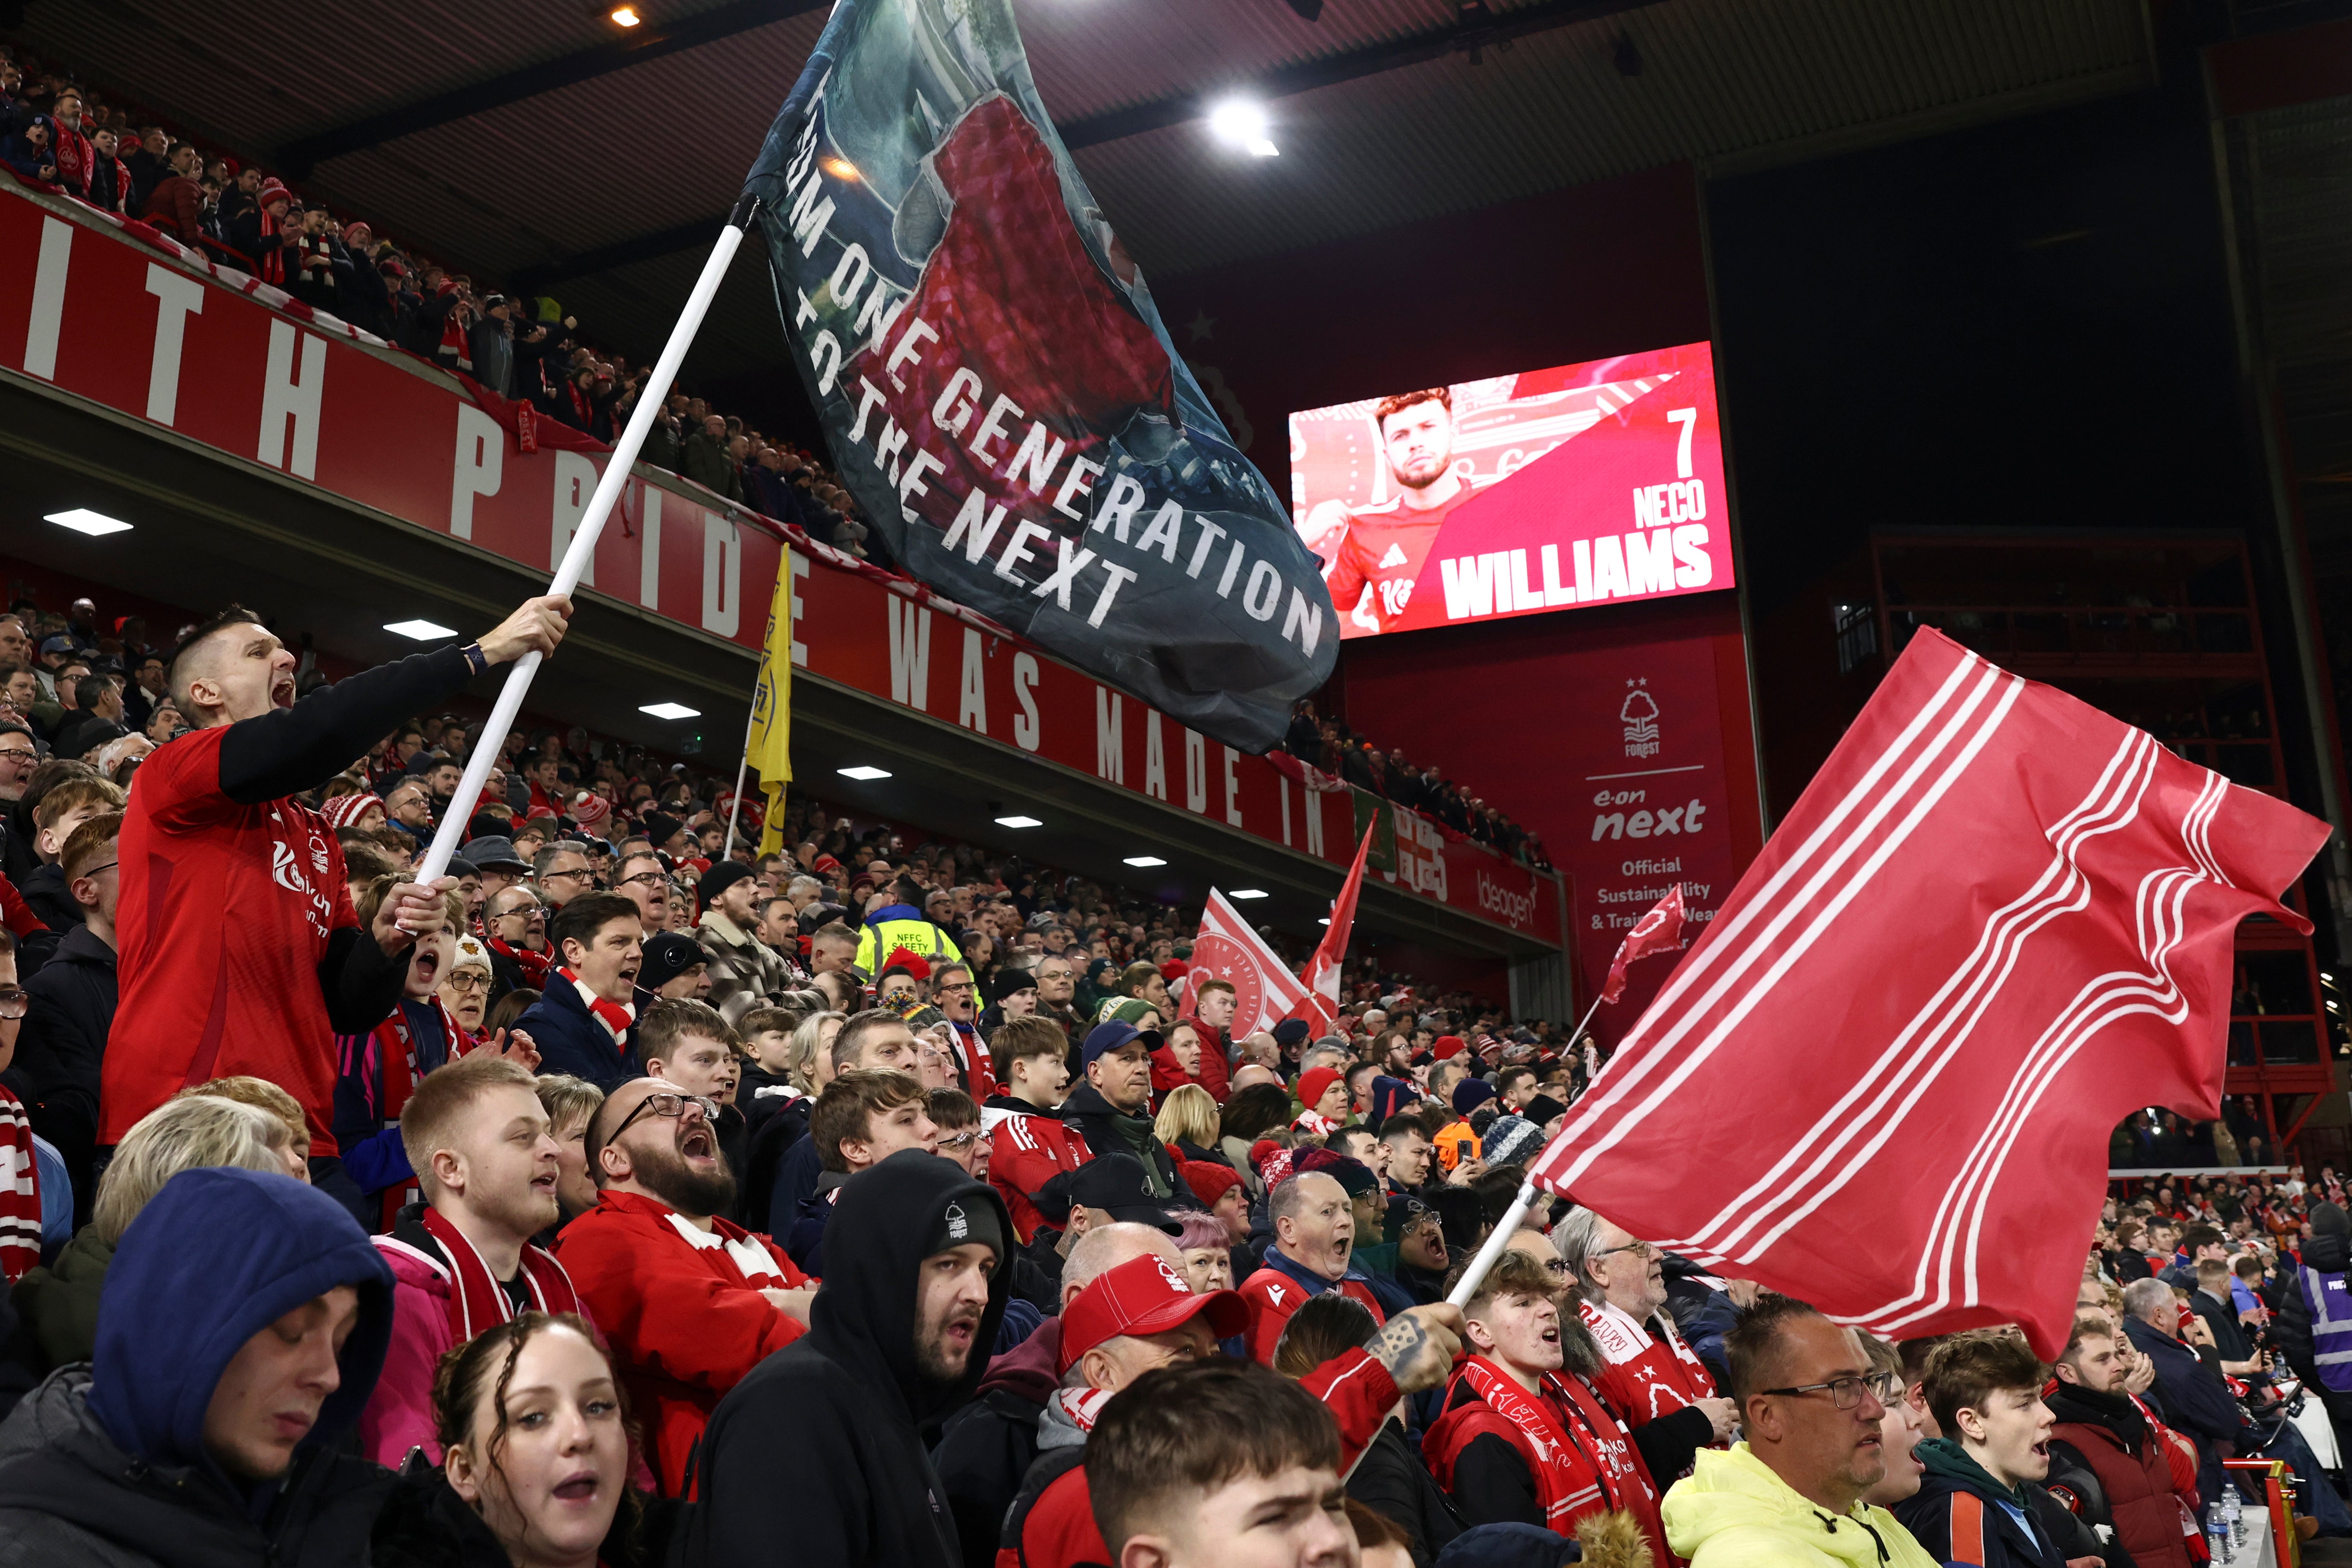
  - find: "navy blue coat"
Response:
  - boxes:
[515,979,641,1092]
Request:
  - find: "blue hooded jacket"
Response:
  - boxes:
[91,1166,395,1489]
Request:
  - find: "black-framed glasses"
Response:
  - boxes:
[606,1091,717,1143]
[1595,1239,1661,1262]
[0,989,27,1019]
[1760,1373,1903,1410]
[617,871,665,889]
[442,972,490,994]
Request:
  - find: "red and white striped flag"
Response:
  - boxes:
[1188,889,1312,1039]
[1287,820,1377,1031]
[1527,628,2328,1356]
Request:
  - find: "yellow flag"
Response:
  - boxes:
[745,553,794,855]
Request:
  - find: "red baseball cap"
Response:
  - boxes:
[1058,1253,1249,1375]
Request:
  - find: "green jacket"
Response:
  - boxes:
[1663,1443,1942,1568]
[9,1223,113,1371]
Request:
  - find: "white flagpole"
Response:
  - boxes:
[416,195,762,886]
[720,700,757,860]
[1447,1180,1541,1309]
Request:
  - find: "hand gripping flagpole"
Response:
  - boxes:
[416,194,763,886]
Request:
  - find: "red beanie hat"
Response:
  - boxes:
[879,946,931,982]
[1431,1035,1468,1061]
[1297,1066,1343,1116]
[1249,1138,1282,1173]
[1180,1160,1243,1209]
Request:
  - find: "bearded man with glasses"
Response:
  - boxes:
[1663,1294,1940,1568]
[554,1073,815,1497]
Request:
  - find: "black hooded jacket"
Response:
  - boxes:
[686,1149,1013,1568]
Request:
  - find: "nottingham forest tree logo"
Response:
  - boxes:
[1621,679,1660,759]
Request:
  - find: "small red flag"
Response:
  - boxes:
[1187,890,1312,1040]
[1600,884,1689,1004]
[1286,820,1377,1031]
[1526,628,2329,1357]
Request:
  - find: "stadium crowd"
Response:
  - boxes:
[0,580,2342,1568]
[0,42,1553,875]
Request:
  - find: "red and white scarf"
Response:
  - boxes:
[488,934,553,989]
[0,1087,44,1284]
[1048,1385,1114,1433]
[379,1206,583,1344]
[255,206,286,286]
[1293,1109,1343,1138]
[559,966,636,1041]
[47,118,90,197]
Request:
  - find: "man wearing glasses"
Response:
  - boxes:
[1665,1296,1936,1568]
[929,960,996,1101]
[482,886,553,999]
[530,840,597,912]
[556,1074,815,1497]
[1557,1211,1740,1482]
[0,721,38,887]
[614,850,671,936]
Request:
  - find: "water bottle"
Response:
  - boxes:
[2222,1486,2243,1547]
[2207,1503,2233,1566]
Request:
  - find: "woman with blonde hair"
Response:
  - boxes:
[1153,1082,1223,1164]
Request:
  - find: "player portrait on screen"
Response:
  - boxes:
[1311,388,1484,635]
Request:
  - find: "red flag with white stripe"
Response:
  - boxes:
[1600,884,1690,1004]
[1525,628,2328,1356]
[1285,820,1377,1031]
[1188,889,1312,1039]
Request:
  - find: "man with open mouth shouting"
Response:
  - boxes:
[553,1074,815,1498]
[688,1148,1014,1568]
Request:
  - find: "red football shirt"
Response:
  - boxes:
[103,726,358,1155]
[1321,481,1478,635]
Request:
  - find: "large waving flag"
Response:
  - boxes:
[1188,890,1312,1040]
[1528,628,2328,1356]
[742,0,1336,753]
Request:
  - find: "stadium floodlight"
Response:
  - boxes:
[1207,100,1278,157]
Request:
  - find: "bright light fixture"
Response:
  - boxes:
[638,701,700,720]
[609,5,641,25]
[836,765,891,781]
[1318,918,1331,925]
[45,508,132,536]
[996,815,1043,828]
[383,618,456,641]
[1229,888,1268,900]
[1208,100,1278,157]
[1123,855,1167,868]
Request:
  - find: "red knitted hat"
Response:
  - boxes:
[1179,1160,1244,1208]
[1431,1035,1468,1061]
[1297,1066,1344,1116]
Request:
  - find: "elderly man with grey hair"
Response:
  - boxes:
[1554,1206,1738,1481]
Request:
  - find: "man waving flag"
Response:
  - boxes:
[1527,628,2328,1356]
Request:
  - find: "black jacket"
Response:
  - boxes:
[687,1150,1013,1568]
[514,978,641,1093]
[1058,1081,1182,1203]
[371,1449,680,1568]
[933,1320,1060,1568]
[3,923,116,1224]
[0,1369,392,1568]
[2191,1287,2252,1363]
[1350,1416,1466,1567]
[18,865,77,942]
